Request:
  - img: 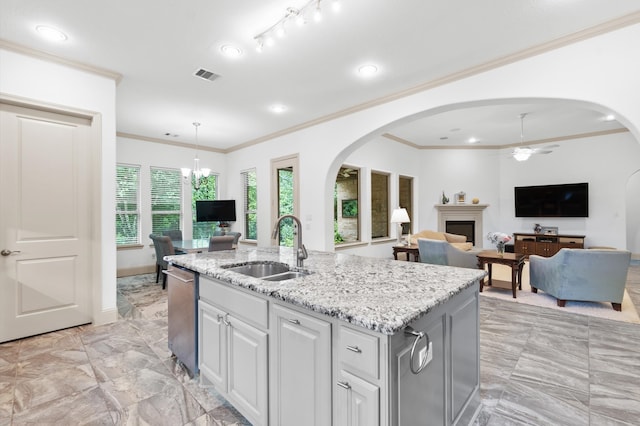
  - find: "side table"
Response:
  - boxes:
[393,244,420,262]
[476,251,525,298]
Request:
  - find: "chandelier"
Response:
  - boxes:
[181,122,210,189]
[254,0,341,52]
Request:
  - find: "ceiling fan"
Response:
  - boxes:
[338,167,358,178]
[510,113,558,161]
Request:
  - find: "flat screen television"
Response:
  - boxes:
[514,183,589,218]
[196,200,236,222]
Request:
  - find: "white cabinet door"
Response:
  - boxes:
[271,304,332,426]
[227,314,268,426]
[198,300,227,390]
[336,370,380,426]
[199,298,269,426]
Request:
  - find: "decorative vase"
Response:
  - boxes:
[441,191,449,204]
[496,241,505,256]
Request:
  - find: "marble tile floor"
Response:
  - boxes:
[1,265,639,425]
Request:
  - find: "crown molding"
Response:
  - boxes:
[0,39,122,83]
[117,132,226,153]
[383,128,630,150]
[230,11,640,151]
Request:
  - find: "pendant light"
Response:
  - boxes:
[181,122,211,189]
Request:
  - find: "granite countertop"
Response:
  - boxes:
[166,247,486,335]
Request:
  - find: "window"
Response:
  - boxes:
[334,166,360,244]
[150,167,182,235]
[271,155,299,248]
[399,176,414,234]
[116,164,140,245]
[192,174,218,239]
[242,169,258,240]
[371,171,390,239]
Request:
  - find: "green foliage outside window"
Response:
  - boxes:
[277,168,294,247]
[192,175,218,239]
[244,170,258,240]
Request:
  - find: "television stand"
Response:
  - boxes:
[513,232,585,258]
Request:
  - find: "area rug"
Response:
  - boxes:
[480,262,640,324]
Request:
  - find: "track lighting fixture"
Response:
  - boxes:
[254,0,340,52]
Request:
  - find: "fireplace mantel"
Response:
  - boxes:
[435,204,489,247]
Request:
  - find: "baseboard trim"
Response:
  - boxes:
[93,307,118,326]
[117,265,155,277]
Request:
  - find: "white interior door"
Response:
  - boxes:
[0,103,93,343]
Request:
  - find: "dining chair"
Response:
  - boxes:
[149,234,178,289]
[226,231,242,245]
[162,229,183,241]
[208,235,235,252]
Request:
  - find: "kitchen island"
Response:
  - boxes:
[167,247,486,426]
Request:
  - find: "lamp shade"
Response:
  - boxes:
[390,208,410,224]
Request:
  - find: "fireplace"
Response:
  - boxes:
[435,203,488,247]
[446,221,475,245]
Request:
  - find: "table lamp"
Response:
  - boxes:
[390,207,410,244]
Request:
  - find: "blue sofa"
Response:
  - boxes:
[529,248,631,311]
[417,238,480,269]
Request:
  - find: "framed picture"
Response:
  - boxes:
[455,191,466,204]
[342,199,358,218]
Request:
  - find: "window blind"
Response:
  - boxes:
[116,164,140,245]
[242,169,258,240]
[150,167,182,235]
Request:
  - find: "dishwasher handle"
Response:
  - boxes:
[163,270,194,283]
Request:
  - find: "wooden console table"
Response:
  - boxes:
[393,244,420,262]
[477,251,526,298]
[513,232,585,258]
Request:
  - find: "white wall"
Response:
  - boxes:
[498,132,640,250]
[627,170,640,253]
[220,23,640,254]
[116,136,228,273]
[0,47,118,324]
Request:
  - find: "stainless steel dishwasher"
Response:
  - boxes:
[164,265,198,376]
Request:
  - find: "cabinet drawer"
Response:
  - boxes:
[338,325,379,380]
[200,276,268,329]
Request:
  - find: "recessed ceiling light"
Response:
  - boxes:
[604,114,616,122]
[468,137,478,144]
[270,104,287,113]
[357,64,378,78]
[220,45,242,58]
[36,25,67,42]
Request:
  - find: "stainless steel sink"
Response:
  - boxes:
[222,261,312,281]
[224,262,290,278]
[261,270,312,281]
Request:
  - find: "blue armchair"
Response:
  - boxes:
[417,238,480,269]
[529,248,631,311]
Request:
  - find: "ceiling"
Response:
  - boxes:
[1,0,637,151]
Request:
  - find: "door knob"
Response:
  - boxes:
[1,249,21,256]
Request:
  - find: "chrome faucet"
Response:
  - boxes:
[272,214,308,268]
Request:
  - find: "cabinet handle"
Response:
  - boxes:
[346,345,361,353]
[287,319,300,325]
[337,381,351,390]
